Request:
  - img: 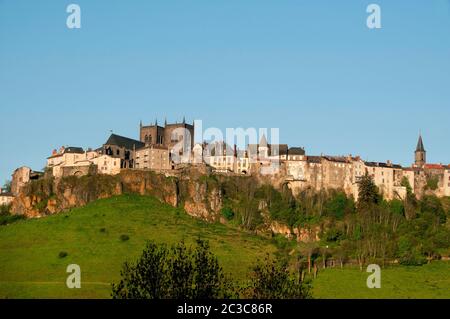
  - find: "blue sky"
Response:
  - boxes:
[1,0,450,184]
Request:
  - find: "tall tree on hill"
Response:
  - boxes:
[357,174,380,209]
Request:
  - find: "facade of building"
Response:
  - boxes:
[202,142,249,174]
[47,146,121,178]
[11,167,43,196]
[101,134,145,169]
[91,155,121,175]
[0,192,14,206]
[135,145,171,170]
[139,118,194,159]
[47,147,99,178]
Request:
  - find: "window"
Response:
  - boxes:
[116,149,120,156]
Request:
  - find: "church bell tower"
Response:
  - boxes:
[414,134,426,168]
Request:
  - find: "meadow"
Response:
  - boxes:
[0,194,448,299]
[0,194,276,298]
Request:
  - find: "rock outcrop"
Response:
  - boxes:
[11,168,320,242]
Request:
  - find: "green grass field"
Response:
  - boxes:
[0,194,449,299]
[0,194,276,298]
[313,262,450,299]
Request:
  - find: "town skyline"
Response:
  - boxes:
[1,1,450,183]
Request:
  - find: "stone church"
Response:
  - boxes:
[139,117,195,157]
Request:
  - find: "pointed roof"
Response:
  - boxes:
[259,134,268,147]
[416,135,425,152]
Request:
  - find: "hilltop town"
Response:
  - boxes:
[2,118,450,211]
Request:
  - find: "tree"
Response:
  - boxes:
[357,174,380,208]
[2,180,11,193]
[400,177,412,195]
[112,240,231,299]
[248,255,311,299]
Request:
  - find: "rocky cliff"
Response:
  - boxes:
[11,168,319,242]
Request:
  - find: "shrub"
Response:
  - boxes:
[59,251,68,258]
[221,207,235,220]
[120,234,130,242]
[100,228,106,233]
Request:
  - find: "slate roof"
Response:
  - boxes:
[416,135,425,152]
[307,156,322,163]
[288,147,306,156]
[105,134,145,150]
[64,147,84,154]
[247,144,288,156]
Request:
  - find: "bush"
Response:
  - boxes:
[120,234,130,242]
[59,251,68,258]
[221,207,235,220]
[100,228,106,233]
[0,204,11,215]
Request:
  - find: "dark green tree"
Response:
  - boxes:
[2,180,11,193]
[112,240,231,299]
[248,255,311,299]
[357,174,380,208]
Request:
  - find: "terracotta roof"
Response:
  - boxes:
[424,164,444,169]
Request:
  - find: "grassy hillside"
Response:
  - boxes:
[1,194,449,299]
[0,194,276,299]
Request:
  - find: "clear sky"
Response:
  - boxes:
[1,0,450,184]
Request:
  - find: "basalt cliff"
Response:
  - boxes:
[11,167,320,242]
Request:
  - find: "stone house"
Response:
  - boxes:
[0,190,14,207]
[101,134,145,169]
[135,145,171,171]
[11,167,43,196]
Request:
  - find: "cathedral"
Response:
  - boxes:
[139,117,195,155]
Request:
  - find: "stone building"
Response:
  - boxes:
[205,142,248,174]
[403,135,449,199]
[247,135,288,164]
[363,161,405,200]
[47,146,99,178]
[101,134,145,168]
[47,145,121,178]
[0,191,14,206]
[91,155,121,175]
[139,118,194,160]
[11,167,43,196]
[135,145,171,170]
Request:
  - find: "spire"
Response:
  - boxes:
[259,134,268,147]
[164,117,167,127]
[416,134,425,152]
[139,120,142,128]
[155,118,158,126]
[183,116,186,124]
